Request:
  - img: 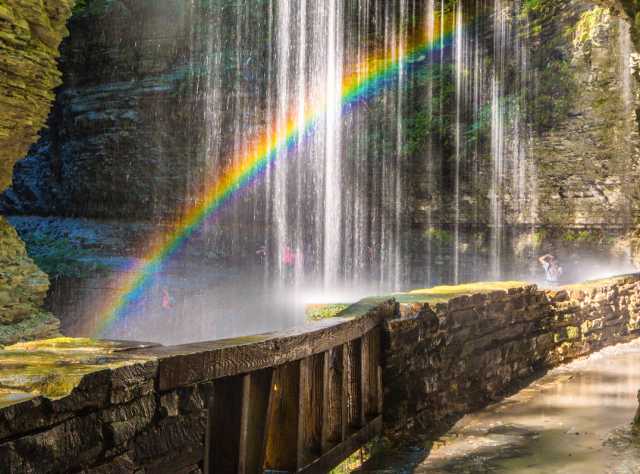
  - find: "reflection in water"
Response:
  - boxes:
[399,340,640,473]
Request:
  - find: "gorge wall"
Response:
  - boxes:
[0,0,74,344]
[1,0,638,288]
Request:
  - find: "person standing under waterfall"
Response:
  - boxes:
[539,254,563,286]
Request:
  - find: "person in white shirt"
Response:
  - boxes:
[538,254,563,286]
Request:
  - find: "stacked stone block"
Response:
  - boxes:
[382,274,640,438]
[0,274,638,472]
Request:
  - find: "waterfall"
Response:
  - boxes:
[50,0,548,343]
[453,1,465,284]
[191,0,419,298]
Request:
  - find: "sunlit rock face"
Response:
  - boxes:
[0,0,73,191]
[0,0,73,343]
[0,218,59,345]
[529,2,640,226]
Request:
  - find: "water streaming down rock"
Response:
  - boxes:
[193,0,419,297]
[488,0,534,280]
[5,0,638,345]
[184,0,541,328]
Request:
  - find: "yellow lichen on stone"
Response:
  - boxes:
[4,336,108,352]
[0,336,155,402]
[398,281,528,304]
[574,6,610,50]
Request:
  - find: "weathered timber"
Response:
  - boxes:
[238,369,272,474]
[322,347,344,452]
[298,416,383,474]
[263,361,301,472]
[142,298,394,391]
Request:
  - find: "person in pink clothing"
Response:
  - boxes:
[161,287,174,310]
[283,246,296,267]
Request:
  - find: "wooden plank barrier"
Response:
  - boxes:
[204,325,384,473]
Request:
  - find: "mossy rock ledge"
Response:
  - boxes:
[0,0,74,344]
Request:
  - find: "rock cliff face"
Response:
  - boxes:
[530,3,640,226]
[0,218,59,344]
[5,0,639,228]
[0,0,639,293]
[0,0,73,191]
[408,0,640,229]
[1,0,217,219]
[0,0,73,343]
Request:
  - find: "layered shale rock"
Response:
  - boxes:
[0,0,73,191]
[0,0,74,343]
[0,217,59,345]
[530,2,640,226]
[1,0,230,219]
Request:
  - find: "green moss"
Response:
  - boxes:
[0,311,59,346]
[532,229,547,248]
[0,337,155,403]
[526,60,577,131]
[561,229,601,243]
[566,326,580,340]
[574,7,609,50]
[306,304,351,321]
[396,281,528,305]
[20,230,109,278]
[424,228,454,245]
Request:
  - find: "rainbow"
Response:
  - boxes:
[91,11,460,337]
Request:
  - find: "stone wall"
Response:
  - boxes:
[0,274,638,472]
[0,0,73,344]
[382,273,640,437]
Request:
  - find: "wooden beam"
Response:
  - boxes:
[263,361,300,472]
[297,415,383,474]
[344,339,363,433]
[207,376,244,473]
[204,393,215,474]
[238,369,272,474]
[297,354,324,470]
[362,328,382,421]
[322,347,343,453]
[145,299,396,391]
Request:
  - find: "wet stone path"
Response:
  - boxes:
[364,339,640,473]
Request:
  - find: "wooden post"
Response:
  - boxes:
[297,353,324,470]
[263,361,301,472]
[238,369,272,474]
[322,347,344,453]
[362,328,382,421]
[344,338,362,433]
[207,376,244,472]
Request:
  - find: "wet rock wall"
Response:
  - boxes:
[382,273,640,438]
[0,0,73,344]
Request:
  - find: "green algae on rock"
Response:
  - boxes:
[0,217,59,345]
[0,0,74,191]
[0,337,157,407]
[396,281,529,305]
